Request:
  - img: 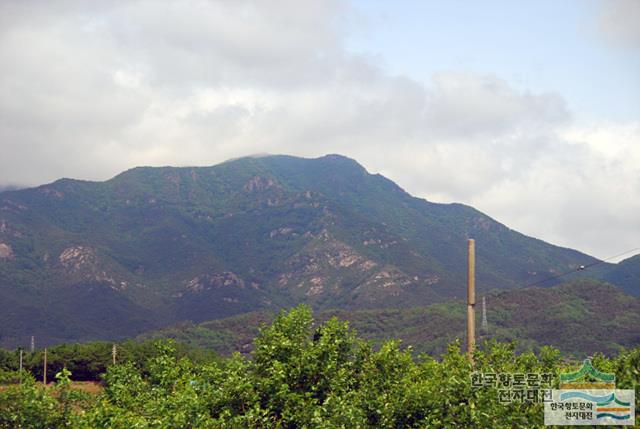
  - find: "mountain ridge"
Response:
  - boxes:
[0,154,626,348]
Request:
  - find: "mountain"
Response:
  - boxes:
[139,280,640,357]
[601,254,640,297]
[0,154,604,347]
[0,185,23,193]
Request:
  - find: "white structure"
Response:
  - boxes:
[481,296,488,333]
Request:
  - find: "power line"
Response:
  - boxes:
[477,246,638,348]
[598,247,640,263]
[522,247,640,288]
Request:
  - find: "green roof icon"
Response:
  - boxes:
[560,359,615,383]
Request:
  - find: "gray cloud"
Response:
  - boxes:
[0,0,638,261]
[597,0,640,49]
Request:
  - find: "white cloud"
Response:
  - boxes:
[0,0,638,261]
[460,123,640,261]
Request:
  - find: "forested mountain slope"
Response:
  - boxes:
[0,155,610,347]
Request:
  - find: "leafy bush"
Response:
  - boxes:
[1,305,639,428]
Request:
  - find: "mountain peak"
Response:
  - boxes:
[319,153,361,163]
[0,152,614,349]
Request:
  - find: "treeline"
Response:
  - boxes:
[0,305,639,428]
[0,339,218,383]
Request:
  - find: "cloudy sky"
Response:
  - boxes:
[0,0,638,261]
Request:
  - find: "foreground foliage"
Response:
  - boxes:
[1,305,639,428]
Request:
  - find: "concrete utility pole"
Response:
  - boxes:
[467,239,476,364]
[112,343,117,365]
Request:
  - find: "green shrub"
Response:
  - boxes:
[1,305,638,428]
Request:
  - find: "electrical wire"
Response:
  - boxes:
[522,247,640,288]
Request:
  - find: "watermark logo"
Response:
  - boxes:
[471,371,554,403]
[544,359,635,426]
[559,358,615,389]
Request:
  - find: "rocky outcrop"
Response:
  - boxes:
[58,246,126,290]
[351,267,416,301]
[38,187,64,199]
[277,233,378,298]
[1,199,27,212]
[0,243,14,259]
[59,246,98,271]
[0,219,23,237]
[282,239,376,280]
[270,227,295,238]
[243,176,278,192]
[184,272,245,294]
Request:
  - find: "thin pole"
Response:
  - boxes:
[43,348,47,386]
[112,343,117,365]
[482,296,488,334]
[467,239,476,364]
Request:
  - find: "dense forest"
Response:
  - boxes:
[138,280,640,358]
[3,154,622,349]
[1,306,639,428]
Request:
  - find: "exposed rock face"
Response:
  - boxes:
[471,216,495,231]
[369,268,412,289]
[0,219,22,237]
[59,246,98,271]
[39,187,64,199]
[306,277,324,297]
[185,272,245,293]
[243,176,277,192]
[270,227,294,238]
[58,246,125,289]
[351,267,416,301]
[0,243,14,259]
[282,239,376,281]
[277,232,379,299]
[1,199,27,212]
[424,275,440,285]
